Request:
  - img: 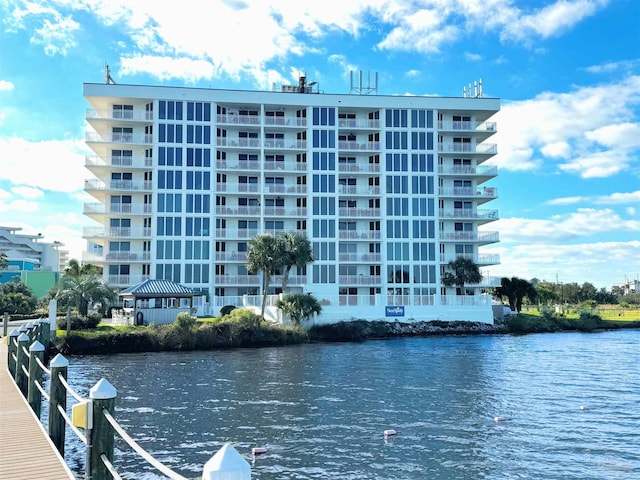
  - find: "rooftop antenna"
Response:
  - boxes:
[462,77,483,98]
[105,63,116,84]
[350,70,378,95]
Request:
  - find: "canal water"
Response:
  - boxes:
[61,330,640,479]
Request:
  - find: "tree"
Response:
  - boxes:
[441,257,482,295]
[246,234,285,319]
[0,251,8,270]
[534,282,558,305]
[495,277,537,312]
[0,278,37,315]
[278,232,313,293]
[57,259,115,317]
[276,293,322,325]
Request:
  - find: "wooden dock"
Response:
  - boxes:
[0,341,75,480]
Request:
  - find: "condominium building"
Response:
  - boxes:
[82,78,500,324]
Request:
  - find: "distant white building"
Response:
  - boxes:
[613,280,639,295]
[82,76,501,324]
[0,225,69,297]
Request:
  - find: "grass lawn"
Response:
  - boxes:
[522,306,640,323]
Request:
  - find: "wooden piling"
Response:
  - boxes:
[88,378,117,480]
[15,333,29,396]
[27,341,45,417]
[49,354,69,456]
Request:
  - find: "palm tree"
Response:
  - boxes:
[278,232,313,293]
[0,251,8,270]
[442,256,482,295]
[58,259,115,317]
[276,293,322,325]
[496,277,537,312]
[246,234,285,319]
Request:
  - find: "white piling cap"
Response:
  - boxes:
[50,354,69,368]
[26,322,34,328]
[9,329,20,337]
[17,333,30,342]
[29,341,45,352]
[90,378,117,400]
[202,443,251,480]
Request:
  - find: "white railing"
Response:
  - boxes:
[338,163,381,173]
[105,252,151,261]
[338,231,381,240]
[338,119,380,129]
[438,165,497,177]
[438,143,497,154]
[85,132,153,144]
[84,179,153,191]
[439,208,498,219]
[440,231,499,242]
[338,208,381,217]
[86,109,153,122]
[84,203,153,215]
[337,186,380,195]
[337,141,380,151]
[438,187,497,198]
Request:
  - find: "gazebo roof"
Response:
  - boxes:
[119,279,194,299]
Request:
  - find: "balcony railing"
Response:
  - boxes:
[338,163,381,173]
[84,203,153,215]
[337,186,380,195]
[337,141,380,151]
[215,252,248,262]
[338,253,382,263]
[438,165,497,177]
[84,179,153,191]
[215,206,261,216]
[437,120,497,132]
[83,227,152,238]
[439,208,499,220]
[86,109,153,122]
[216,114,261,125]
[438,143,497,154]
[338,208,381,218]
[439,253,500,264]
[214,275,261,285]
[440,231,499,243]
[85,155,152,169]
[85,132,153,144]
[107,274,151,286]
[438,187,497,198]
[105,252,151,261]
[338,275,382,285]
[338,231,381,240]
[338,119,380,129]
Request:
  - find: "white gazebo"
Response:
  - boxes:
[114,279,196,325]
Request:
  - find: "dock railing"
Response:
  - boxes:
[4,317,251,480]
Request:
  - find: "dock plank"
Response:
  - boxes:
[0,341,75,480]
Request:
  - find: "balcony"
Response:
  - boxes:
[338,118,380,129]
[440,253,500,265]
[214,275,261,285]
[215,206,261,216]
[338,208,381,218]
[83,227,152,239]
[338,231,381,240]
[338,253,382,262]
[338,275,382,285]
[215,252,248,262]
[337,186,380,195]
[216,114,261,125]
[338,141,380,151]
[84,179,153,192]
[438,165,497,177]
[86,132,153,145]
[438,187,497,199]
[440,231,499,243]
[338,163,381,173]
[84,203,153,215]
[107,274,151,287]
[105,252,151,262]
[263,161,307,172]
[86,109,153,122]
[438,143,497,155]
[216,137,261,148]
[437,120,497,132]
[439,208,499,220]
[85,155,152,169]
[264,116,307,127]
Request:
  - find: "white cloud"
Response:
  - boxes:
[404,69,421,78]
[546,196,586,206]
[593,191,640,205]
[485,240,640,288]
[1,199,40,213]
[584,59,640,74]
[495,75,640,177]
[495,208,640,243]
[465,52,482,62]
[502,0,609,44]
[0,138,87,193]
[120,56,215,83]
[11,186,44,199]
[0,80,14,91]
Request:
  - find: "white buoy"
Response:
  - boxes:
[494,416,505,422]
[580,405,587,410]
[252,447,268,455]
[383,429,397,436]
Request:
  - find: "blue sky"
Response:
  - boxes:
[0,0,638,289]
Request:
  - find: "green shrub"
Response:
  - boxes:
[174,312,197,332]
[56,313,102,330]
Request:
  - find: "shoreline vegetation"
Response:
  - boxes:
[49,310,640,356]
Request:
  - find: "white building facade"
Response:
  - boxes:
[82,81,500,324]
